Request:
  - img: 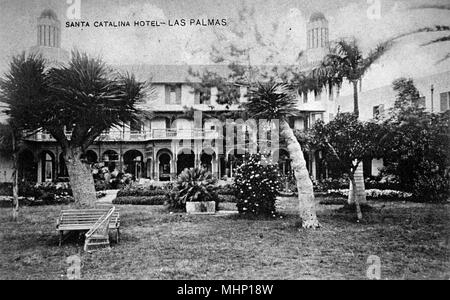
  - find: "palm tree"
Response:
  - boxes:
[313,38,392,117]
[312,38,391,211]
[245,82,320,228]
[1,52,147,208]
[393,4,450,63]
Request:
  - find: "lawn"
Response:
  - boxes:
[0,198,448,280]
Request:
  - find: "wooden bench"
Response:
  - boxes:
[56,208,120,246]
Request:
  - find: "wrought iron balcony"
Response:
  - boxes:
[24,128,221,142]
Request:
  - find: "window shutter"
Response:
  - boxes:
[194,90,200,104]
[165,85,170,104]
[204,88,211,104]
[418,97,426,107]
[440,92,449,112]
[176,85,182,104]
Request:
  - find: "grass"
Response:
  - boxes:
[0,198,448,280]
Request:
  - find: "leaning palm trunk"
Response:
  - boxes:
[348,163,367,205]
[64,146,96,208]
[280,120,320,228]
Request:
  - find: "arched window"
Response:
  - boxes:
[40,152,55,182]
[102,150,119,172]
[59,153,68,178]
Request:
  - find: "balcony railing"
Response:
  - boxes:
[24,129,220,142]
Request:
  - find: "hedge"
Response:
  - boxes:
[116,186,167,197]
[112,195,167,205]
[112,194,237,206]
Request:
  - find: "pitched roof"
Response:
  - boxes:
[114,64,232,83]
[113,64,314,84]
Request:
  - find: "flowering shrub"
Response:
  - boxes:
[19,181,72,200]
[91,162,133,189]
[234,153,281,216]
[327,189,413,200]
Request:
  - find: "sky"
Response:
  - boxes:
[0,0,449,91]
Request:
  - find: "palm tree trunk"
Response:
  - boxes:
[349,174,363,221]
[353,81,359,116]
[64,146,96,208]
[348,163,367,205]
[280,120,320,228]
[11,133,19,221]
[350,81,368,213]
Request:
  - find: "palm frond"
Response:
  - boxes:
[437,52,450,64]
[245,82,298,121]
[361,40,392,75]
[422,35,450,46]
[410,4,450,11]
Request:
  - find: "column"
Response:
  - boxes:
[37,159,42,183]
[310,152,317,180]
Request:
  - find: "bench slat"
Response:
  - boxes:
[58,225,119,231]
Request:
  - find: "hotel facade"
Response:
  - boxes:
[0,10,449,184]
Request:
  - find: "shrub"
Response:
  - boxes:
[91,162,133,189]
[411,161,450,202]
[326,189,413,201]
[94,179,110,191]
[216,184,236,196]
[167,168,218,211]
[0,182,12,196]
[18,182,73,200]
[217,194,237,203]
[314,177,349,192]
[234,153,281,216]
[117,184,167,197]
[112,196,166,205]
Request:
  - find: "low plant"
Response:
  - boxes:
[326,189,413,201]
[167,167,218,211]
[117,184,167,197]
[216,184,236,196]
[113,195,166,205]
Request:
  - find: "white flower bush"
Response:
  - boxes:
[327,189,413,200]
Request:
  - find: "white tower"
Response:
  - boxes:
[306,12,329,65]
[29,9,69,66]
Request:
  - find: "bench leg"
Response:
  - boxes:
[117,228,120,244]
[59,231,63,246]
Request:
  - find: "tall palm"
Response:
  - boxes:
[313,38,391,210]
[313,38,392,116]
[245,82,320,228]
[394,4,450,63]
